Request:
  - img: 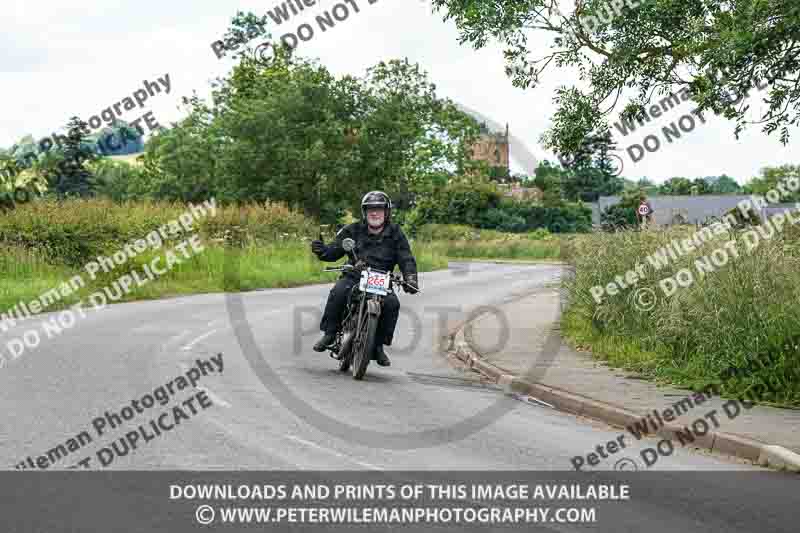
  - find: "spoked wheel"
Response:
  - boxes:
[338,344,352,373]
[352,312,379,380]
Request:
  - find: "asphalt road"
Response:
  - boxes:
[0,261,796,532]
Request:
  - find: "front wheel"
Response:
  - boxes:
[338,322,356,373]
[352,312,379,380]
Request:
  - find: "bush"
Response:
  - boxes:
[600,204,637,231]
[415,224,480,242]
[0,198,318,266]
[480,200,591,233]
[479,208,527,233]
[406,181,591,234]
[406,181,503,234]
[724,206,762,228]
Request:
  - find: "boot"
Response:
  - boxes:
[374,345,391,367]
[313,332,336,352]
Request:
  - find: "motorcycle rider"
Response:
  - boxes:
[310,191,419,367]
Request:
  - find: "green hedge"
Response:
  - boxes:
[0,198,317,267]
[477,200,592,233]
[407,183,591,234]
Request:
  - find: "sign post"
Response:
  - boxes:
[638,203,651,229]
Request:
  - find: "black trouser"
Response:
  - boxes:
[320,276,400,346]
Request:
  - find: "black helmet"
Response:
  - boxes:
[361,190,392,224]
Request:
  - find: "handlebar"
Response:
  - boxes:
[322,264,420,293]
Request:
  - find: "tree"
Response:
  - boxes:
[44,117,98,198]
[691,177,711,195]
[488,165,511,182]
[707,174,742,194]
[600,189,642,231]
[431,0,800,156]
[136,21,483,224]
[1,14,487,214]
[558,127,624,202]
[659,177,693,195]
[533,160,566,206]
[743,165,800,201]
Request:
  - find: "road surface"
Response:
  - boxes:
[0,262,795,532]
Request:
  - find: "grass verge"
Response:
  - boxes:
[561,224,800,408]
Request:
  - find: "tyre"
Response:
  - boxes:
[339,331,353,372]
[352,312,379,380]
[338,350,352,372]
[339,308,357,372]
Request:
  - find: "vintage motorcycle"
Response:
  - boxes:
[322,237,420,380]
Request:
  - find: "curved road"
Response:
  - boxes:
[0,262,796,532]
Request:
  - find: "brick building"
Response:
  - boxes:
[470,122,510,176]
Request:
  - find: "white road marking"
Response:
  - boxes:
[285,435,383,470]
[181,329,219,351]
[158,329,192,352]
[197,385,232,408]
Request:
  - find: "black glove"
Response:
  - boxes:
[311,240,326,256]
[403,273,419,294]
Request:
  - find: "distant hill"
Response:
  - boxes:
[108,153,144,165]
[1,120,144,164]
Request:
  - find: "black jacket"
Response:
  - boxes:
[317,222,417,278]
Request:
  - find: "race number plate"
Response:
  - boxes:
[360,270,390,295]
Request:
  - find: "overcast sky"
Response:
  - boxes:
[1,0,797,185]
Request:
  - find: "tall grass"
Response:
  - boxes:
[0,245,78,312]
[563,223,800,407]
[1,201,559,327]
[428,239,561,260]
[416,224,561,260]
[0,200,455,318]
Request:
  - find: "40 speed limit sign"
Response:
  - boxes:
[638,204,651,216]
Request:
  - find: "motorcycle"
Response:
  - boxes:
[322,237,420,380]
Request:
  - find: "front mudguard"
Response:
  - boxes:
[366,298,382,317]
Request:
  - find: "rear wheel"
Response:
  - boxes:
[352,312,379,380]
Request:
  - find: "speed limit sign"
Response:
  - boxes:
[638,204,650,216]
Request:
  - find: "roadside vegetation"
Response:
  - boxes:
[561,223,800,407]
[0,201,562,317]
[416,224,560,260]
[7,6,800,409]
